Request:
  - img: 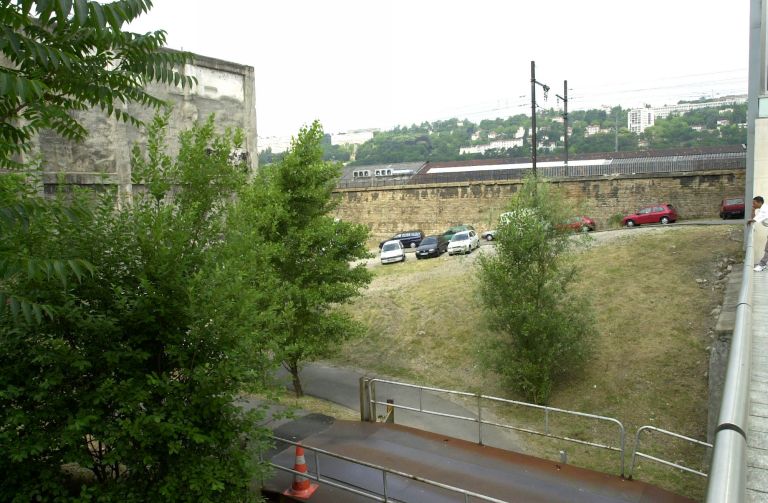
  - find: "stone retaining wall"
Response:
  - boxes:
[333,170,746,238]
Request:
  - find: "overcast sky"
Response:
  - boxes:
[128,1,750,138]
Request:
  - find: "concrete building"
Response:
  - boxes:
[30,51,257,199]
[652,95,747,119]
[628,108,655,134]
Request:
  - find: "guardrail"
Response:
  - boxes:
[705,226,755,502]
[364,378,627,477]
[335,152,746,190]
[629,426,713,479]
[268,436,508,503]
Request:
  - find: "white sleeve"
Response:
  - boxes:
[756,207,768,223]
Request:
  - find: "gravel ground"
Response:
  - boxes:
[361,225,679,271]
[354,222,742,298]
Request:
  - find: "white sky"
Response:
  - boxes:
[128,0,750,138]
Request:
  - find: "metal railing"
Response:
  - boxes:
[629,426,713,479]
[365,378,627,476]
[268,436,508,503]
[705,226,755,502]
[334,152,746,190]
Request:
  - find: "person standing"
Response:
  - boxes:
[748,195,768,272]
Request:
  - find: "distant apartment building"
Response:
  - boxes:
[652,96,746,119]
[628,108,655,134]
[258,135,293,153]
[627,95,747,133]
[459,138,524,155]
[584,125,603,136]
[331,128,378,146]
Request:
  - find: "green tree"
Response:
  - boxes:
[0,0,193,167]
[643,116,697,148]
[236,121,372,397]
[0,115,272,501]
[476,177,594,403]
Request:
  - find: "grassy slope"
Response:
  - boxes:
[327,225,743,500]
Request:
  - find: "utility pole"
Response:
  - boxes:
[614,111,619,152]
[555,80,569,168]
[530,61,549,178]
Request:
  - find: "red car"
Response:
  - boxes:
[561,216,596,232]
[622,204,678,227]
[719,196,745,219]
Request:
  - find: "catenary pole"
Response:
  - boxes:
[531,61,537,178]
[556,80,569,168]
[563,80,569,166]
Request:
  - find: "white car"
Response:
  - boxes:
[447,230,480,255]
[380,240,406,264]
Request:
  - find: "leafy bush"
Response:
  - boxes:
[607,212,626,229]
[476,176,595,403]
[0,115,272,502]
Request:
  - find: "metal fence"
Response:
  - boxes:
[705,226,755,502]
[268,436,508,503]
[364,377,627,477]
[334,151,745,190]
[629,426,713,479]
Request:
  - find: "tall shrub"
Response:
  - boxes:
[476,176,594,404]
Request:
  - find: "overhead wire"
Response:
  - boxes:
[411,70,746,126]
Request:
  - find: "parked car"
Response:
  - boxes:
[560,216,596,232]
[447,230,480,255]
[379,230,424,249]
[380,240,406,264]
[481,229,497,241]
[442,224,475,242]
[416,235,448,259]
[719,196,745,219]
[622,204,678,227]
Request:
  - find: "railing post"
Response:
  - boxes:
[370,380,377,421]
[628,428,643,479]
[386,399,395,424]
[620,424,626,478]
[477,393,483,445]
[359,376,371,422]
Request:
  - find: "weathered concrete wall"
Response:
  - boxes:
[333,170,746,238]
[28,52,256,198]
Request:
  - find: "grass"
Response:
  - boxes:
[311,225,743,501]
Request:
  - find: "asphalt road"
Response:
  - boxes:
[275,362,524,452]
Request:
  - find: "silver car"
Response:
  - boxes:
[447,230,480,255]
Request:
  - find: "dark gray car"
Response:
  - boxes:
[415,235,448,259]
[379,230,424,249]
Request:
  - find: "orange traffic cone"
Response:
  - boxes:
[283,444,319,499]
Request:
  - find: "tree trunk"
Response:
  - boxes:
[286,360,303,397]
